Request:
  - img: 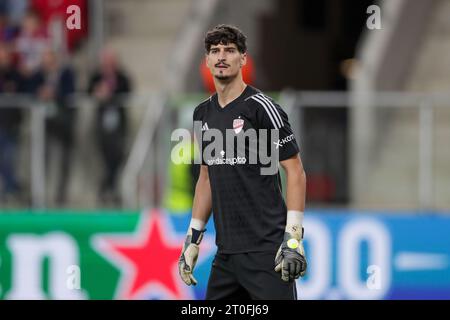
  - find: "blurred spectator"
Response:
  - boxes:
[32,48,76,206]
[0,11,18,43]
[88,48,132,206]
[4,0,29,27]
[15,9,49,76]
[0,43,24,202]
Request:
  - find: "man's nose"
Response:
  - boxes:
[218,50,226,60]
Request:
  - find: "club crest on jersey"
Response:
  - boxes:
[233,118,244,134]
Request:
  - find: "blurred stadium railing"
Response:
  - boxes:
[0,90,449,211]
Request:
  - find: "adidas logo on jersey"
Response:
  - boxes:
[202,122,209,131]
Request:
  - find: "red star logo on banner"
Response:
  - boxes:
[92,209,212,299]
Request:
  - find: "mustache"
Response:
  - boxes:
[215,62,230,67]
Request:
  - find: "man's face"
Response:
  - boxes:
[206,43,246,82]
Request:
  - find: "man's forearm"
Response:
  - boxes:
[191,172,213,226]
[283,161,306,240]
[285,167,306,212]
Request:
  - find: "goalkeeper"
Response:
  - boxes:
[178,24,307,300]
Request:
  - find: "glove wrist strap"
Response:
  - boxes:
[190,228,205,245]
[187,218,206,245]
[286,210,304,240]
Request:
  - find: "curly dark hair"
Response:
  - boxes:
[204,24,247,53]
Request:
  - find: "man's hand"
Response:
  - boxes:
[178,227,205,286]
[274,228,307,282]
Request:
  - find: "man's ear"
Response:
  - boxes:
[240,52,247,67]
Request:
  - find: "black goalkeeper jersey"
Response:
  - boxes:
[193,85,300,253]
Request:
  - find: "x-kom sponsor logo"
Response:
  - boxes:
[274,134,295,149]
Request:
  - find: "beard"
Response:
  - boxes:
[214,70,237,83]
[215,74,230,81]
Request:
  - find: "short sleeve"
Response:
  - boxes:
[193,106,207,165]
[251,93,300,161]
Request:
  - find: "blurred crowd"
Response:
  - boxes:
[0,1,133,207]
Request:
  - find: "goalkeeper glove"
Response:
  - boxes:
[275,212,307,282]
[178,227,205,286]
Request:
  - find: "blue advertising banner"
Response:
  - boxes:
[170,210,450,300]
